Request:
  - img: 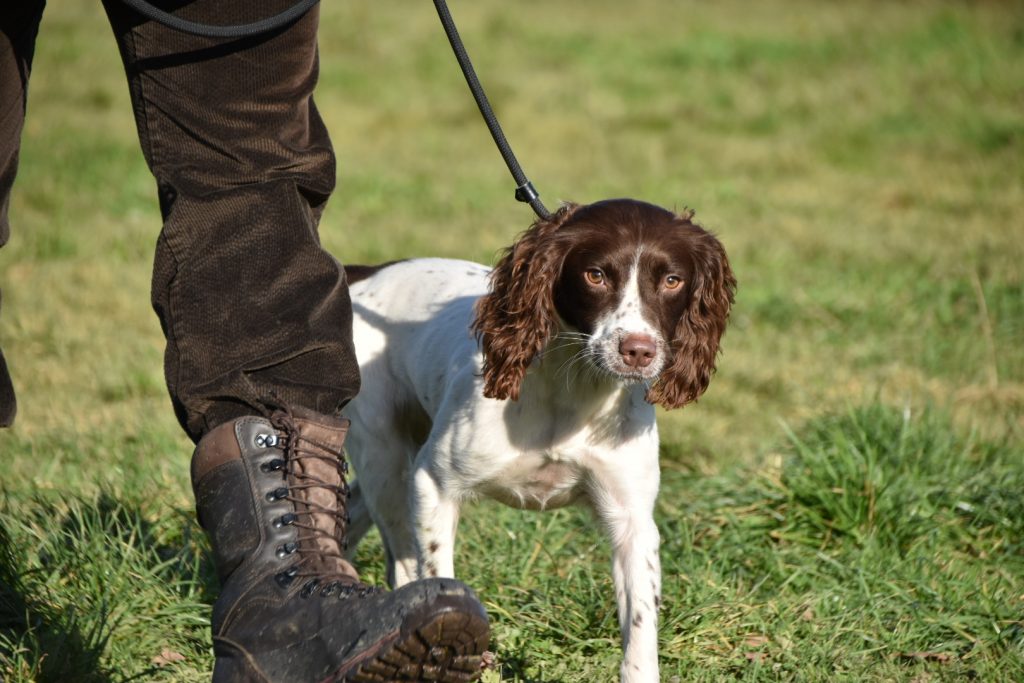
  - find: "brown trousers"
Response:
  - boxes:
[0,0,359,441]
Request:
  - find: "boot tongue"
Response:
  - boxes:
[278,409,360,580]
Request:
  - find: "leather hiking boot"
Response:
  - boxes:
[191,406,490,683]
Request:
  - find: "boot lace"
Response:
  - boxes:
[264,408,382,600]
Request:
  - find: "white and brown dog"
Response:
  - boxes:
[342,199,735,682]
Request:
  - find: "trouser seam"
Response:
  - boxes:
[120,16,191,429]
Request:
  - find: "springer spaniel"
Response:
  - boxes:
[342,198,735,683]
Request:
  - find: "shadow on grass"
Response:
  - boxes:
[0,492,218,681]
[0,521,115,682]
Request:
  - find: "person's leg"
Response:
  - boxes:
[100,2,489,680]
[0,0,46,428]
[102,0,358,443]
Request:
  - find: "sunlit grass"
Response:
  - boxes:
[1,1,1022,680]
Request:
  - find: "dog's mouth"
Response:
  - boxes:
[588,338,666,383]
[548,326,666,384]
[604,361,662,383]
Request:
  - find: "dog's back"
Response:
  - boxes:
[345,257,489,373]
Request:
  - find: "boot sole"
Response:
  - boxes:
[331,598,491,683]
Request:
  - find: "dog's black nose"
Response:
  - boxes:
[619,335,657,368]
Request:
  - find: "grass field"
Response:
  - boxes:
[1,1,1022,681]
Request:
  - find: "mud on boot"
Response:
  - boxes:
[190,406,490,682]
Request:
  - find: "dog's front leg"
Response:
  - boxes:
[410,457,460,580]
[591,464,662,683]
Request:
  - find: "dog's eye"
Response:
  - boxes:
[585,268,606,286]
[664,275,684,290]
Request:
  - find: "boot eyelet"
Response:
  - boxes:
[275,567,298,587]
[321,582,338,597]
[266,487,289,502]
[260,458,286,473]
[274,512,297,528]
[300,580,320,598]
[276,542,298,559]
[255,433,280,448]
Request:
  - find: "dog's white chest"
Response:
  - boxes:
[481,450,586,510]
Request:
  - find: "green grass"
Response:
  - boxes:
[1,1,1022,680]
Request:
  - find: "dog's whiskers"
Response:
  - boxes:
[557,348,594,391]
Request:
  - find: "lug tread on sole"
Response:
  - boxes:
[343,610,490,682]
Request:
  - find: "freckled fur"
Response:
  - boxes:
[342,198,735,683]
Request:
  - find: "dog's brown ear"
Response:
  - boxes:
[472,203,580,400]
[647,221,736,409]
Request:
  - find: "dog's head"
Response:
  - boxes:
[473,198,736,409]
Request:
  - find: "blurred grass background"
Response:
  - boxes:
[1,1,1022,681]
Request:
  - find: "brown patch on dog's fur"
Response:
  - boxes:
[344,260,406,285]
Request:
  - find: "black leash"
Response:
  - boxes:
[121,0,552,219]
[430,0,552,219]
[433,1,551,220]
[118,0,319,39]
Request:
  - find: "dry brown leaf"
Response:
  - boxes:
[152,648,186,667]
[743,635,769,648]
[898,651,952,663]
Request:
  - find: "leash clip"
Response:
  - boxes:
[514,181,540,204]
